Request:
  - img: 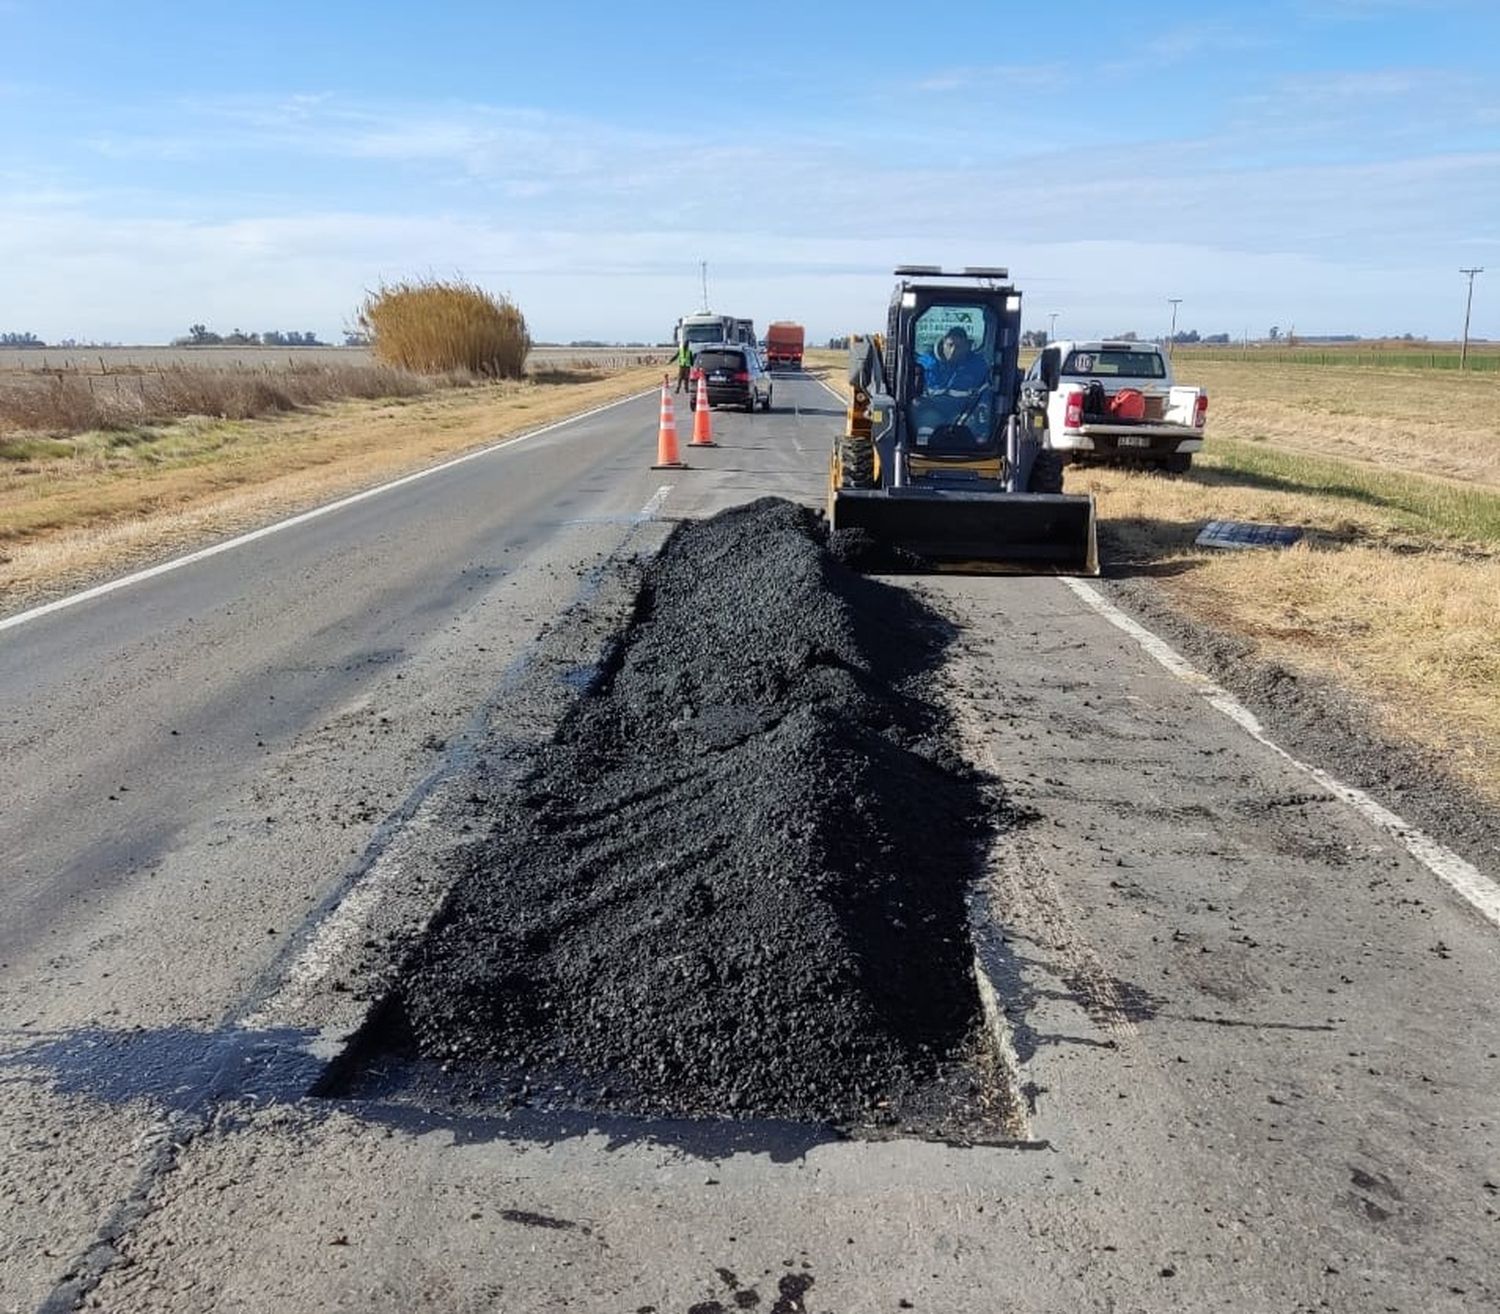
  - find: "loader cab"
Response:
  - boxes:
[886,273,1023,460]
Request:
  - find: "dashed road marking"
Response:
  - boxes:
[1064,577,1500,929]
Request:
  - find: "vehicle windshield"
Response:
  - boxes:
[1062,349,1166,379]
[696,349,744,372]
[683,324,726,345]
[910,303,999,454]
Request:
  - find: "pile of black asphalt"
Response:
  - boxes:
[385,498,998,1126]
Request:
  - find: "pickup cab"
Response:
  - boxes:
[1022,340,1207,472]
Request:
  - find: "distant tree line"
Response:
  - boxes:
[171,324,327,347]
[0,333,125,348]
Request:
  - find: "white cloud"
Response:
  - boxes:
[0,198,1489,346]
[911,64,1068,93]
[1140,22,1272,63]
[7,88,1497,342]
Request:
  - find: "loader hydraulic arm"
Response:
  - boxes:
[846,333,887,440]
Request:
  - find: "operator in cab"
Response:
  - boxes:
[919,327,989,394]
[913,325,992,446]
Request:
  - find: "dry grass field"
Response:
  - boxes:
[1185,357,1500,488]
[0,344,666,372]
[806,349,1500,801]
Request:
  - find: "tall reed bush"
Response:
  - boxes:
[357,279,530,378]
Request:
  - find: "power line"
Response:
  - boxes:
[1460,267,1484,370]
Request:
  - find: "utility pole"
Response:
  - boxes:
[1048,311,1059,344]
[700,261,710,314]
[1460,267,1483,369]
[1167,298,1183,357]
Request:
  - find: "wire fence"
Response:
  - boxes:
[1173,347,1500,373]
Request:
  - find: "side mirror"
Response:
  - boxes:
[1040,350,1060,391]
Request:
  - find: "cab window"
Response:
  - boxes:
[695,349,744,372]
[913,305,992,363]
[1062,349,1166,379]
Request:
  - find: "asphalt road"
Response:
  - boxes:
[2,373,1497,1313]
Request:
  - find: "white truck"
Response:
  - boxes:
[674,313,737,352]
[1022,340,1207,472]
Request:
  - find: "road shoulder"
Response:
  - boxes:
[1102,572,1500,880]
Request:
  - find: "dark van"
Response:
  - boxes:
[690,344,774,413]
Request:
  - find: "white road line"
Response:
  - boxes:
[239,827,422,1032]
[813,366,1498,921]
[639,484,673,519]
[1063,577,1500,929]
[242,480,676,1031]
[0,386,659,635]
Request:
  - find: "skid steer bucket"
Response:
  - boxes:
[831,487,1099,575]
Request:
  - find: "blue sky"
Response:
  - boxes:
[3,0,1498,344]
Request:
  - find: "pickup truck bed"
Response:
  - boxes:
[1025,342,1208,470]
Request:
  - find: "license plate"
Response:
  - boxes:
[1118,435,1152,448]
[710,371,729,382]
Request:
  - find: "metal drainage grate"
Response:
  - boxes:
[1195,519,1304,551]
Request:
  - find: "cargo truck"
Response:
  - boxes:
[675,313,736,351]
[765,321,804,370]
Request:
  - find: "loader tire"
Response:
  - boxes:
[1028,449,1065,495]
[837,434,876,489]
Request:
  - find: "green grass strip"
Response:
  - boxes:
[1175,349,1500,372]
[1202,439,1500,544]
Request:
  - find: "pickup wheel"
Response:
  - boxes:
[1027,449,1065,495]
[1164,453,1192,475]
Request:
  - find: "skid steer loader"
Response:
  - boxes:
[829,267,1099,574]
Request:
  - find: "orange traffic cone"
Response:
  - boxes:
[653,379,686,469]
[690,375,717,447]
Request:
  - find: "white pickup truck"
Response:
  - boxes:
[1021,340,1207,472]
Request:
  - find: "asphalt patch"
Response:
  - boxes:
[351,498,1004,1130]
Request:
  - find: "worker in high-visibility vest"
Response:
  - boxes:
[674,339,693,394]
